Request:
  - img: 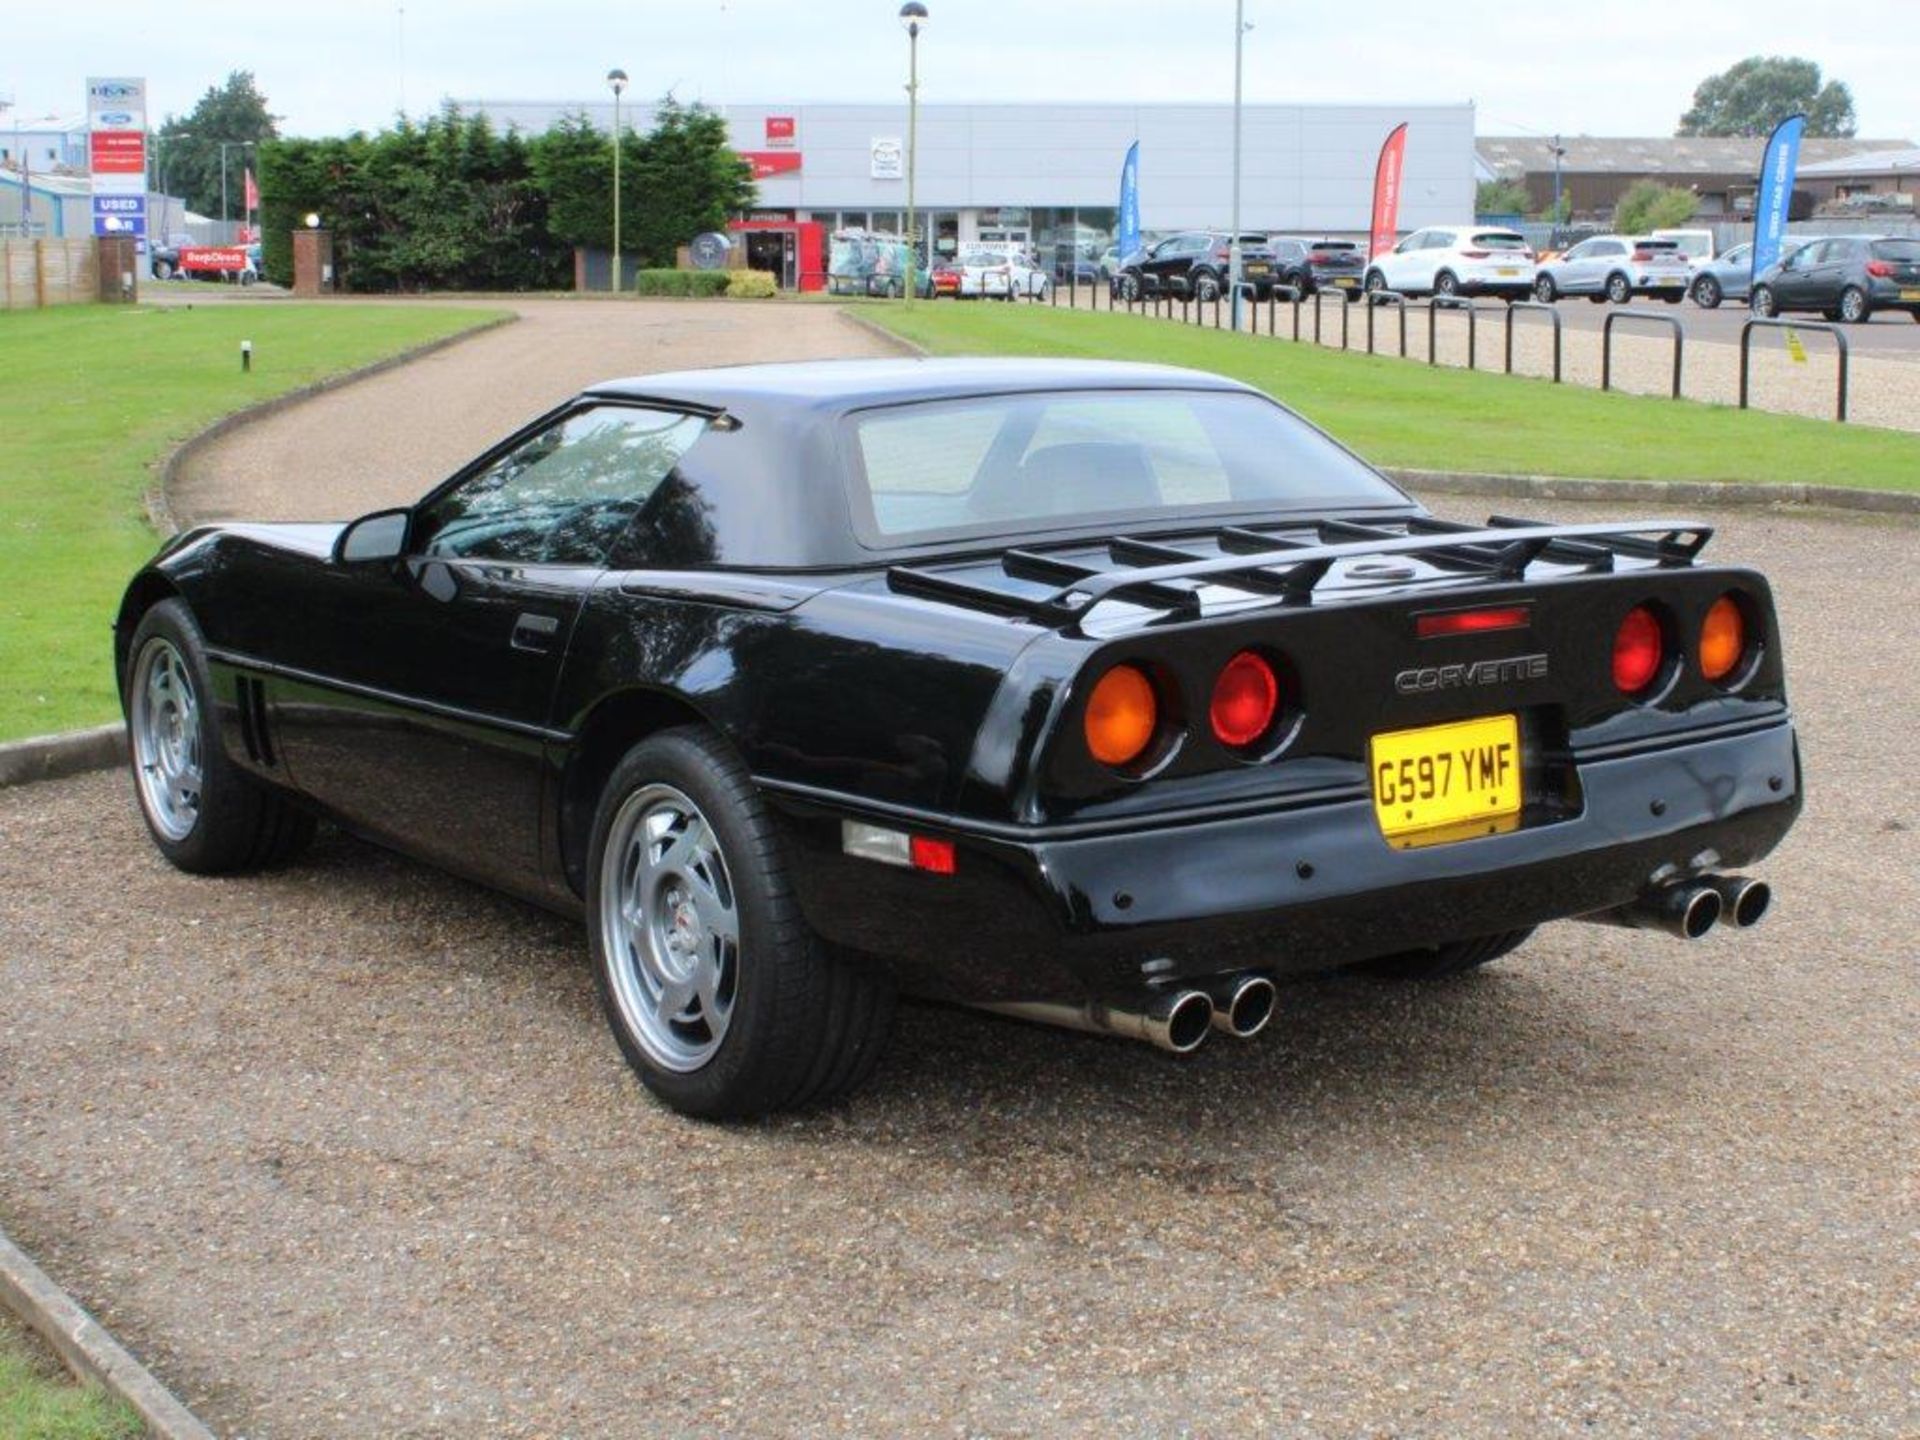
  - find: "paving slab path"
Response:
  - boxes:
[169,297,900,525]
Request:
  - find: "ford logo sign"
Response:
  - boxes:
[98,111,135,125]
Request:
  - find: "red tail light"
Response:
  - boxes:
[1866,259,1893,277]
[1631,248,1654,262]
[1460,249,1491,259]
[1613,606,1666,695]
[1209,650,1280,748]
[1417,605,1532,639]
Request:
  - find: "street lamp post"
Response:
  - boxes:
[899,2,927,307]
[1550,134,1567,247]
[608,68,629,294]
[1229,0,1247,330]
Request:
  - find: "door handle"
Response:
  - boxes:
[511,612,561,654]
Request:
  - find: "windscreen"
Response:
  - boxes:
[849,389,1404,544]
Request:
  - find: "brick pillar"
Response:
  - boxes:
[292,229,335,296]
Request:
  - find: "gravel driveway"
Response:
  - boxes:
[2,301,1915,1438]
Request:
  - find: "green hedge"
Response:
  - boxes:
[633,269,730,297]
[726,270,777,298]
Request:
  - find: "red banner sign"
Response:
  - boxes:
[179,246,249,273]
[1368,123,1409,260]
[89,130,146,174]
[764,116,795,147]
[741,151,802,180]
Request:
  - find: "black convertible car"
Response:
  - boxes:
[117,359,1801,1117]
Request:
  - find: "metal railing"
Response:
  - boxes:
[1739,318,1850,423]
[1601,310,1684,399]
[1503,301,1563,383]
[1426,296,1478,370]
[1311,288,1352,350]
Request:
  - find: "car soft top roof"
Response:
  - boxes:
[583,357,1255,417]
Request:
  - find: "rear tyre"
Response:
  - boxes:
[1434,269,1461,298]
[1533,274,1558,303]
[1751,285,1777,318]
[1693,275,1722,309]
[1357,928,1535,981]
[125,599,316,874]
[1605,272,1632,304]
[1192,271,1222,302]
[587,727,894,1119]
[1838,286,1869,324]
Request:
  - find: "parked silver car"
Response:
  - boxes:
[1689,240,1807,309]
[1532,235,1691,304]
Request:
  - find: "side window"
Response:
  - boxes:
[413,405,709,565]
[1563,241,1591,261]
[1395,231,1424,254]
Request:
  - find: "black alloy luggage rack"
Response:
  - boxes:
[886,516,1715,629]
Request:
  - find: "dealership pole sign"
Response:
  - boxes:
[1749,113,1805,286]
[1368,122,1408,260]
[1117,141,1141,260]
[87,76,148,247]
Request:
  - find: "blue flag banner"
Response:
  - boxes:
[1117,142,1141,261]
[1751,114,1805,285]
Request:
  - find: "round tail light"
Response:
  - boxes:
[1612,605,1665,695]
[1209,650,1280,748]
[1084,663,1159,768]
[1699,594,1747,682]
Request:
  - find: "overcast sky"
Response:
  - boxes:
[5,0,1915,143]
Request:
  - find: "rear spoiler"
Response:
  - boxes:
[886,515,1713,630]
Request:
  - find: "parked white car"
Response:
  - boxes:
[953,245,1050,299]
[1532,235,1691,304]
[1652,228,1716,272]
[1363,226,1535,300]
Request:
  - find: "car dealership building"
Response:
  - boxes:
[465,98,1476,284]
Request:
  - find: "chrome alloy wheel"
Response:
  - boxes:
[599,783,740,1072]
[130,637,203,842]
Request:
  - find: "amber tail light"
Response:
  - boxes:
[1699,594,1748,683]
[1084,664,1159,768]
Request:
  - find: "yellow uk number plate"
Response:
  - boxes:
[1370,715,1522,848]
[1902,288,1920,302]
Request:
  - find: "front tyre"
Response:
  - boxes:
[125,599,315,874]
[1356,928,1535,981]
[1533,274,1558,303]
[587,728,894,1119]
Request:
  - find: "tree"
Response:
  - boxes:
[1475,179,1531,216]
[1614,179,1699,235]
[625,100,756,268]
[155,71,281,220]
[1677,56,1856,138]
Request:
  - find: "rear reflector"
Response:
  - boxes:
[842,821,958,875]
[1416,605,1532,639]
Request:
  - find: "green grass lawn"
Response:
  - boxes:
[0,302,506,743]
[867,304,1920,492]
[0,1314,141,1440]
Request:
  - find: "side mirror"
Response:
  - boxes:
[334,507,410,564]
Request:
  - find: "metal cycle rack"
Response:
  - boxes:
[1739,317,1850,423]
[1503,301,1564,383]
[1426,295,1478,370]
[1601,310,1684,399]
[1311,288,1353,350]
[1365,290,1410,358]
[1266,285,1303,341]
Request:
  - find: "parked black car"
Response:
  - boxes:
[1114,232,1279,301]
[117,358,1801,1118]
[1269,237,1367,299]
[1750,235,1920,323]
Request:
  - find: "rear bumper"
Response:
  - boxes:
[767,720,1802,1002]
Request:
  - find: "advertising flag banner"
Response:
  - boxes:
[1368,123,1409,260]
[1750,113,1805,285]
[1117,142,1141,261]
[244,168,260,212]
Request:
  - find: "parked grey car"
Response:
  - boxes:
[1750,235,1920,324]
[1689,240,1806,309]
[1532,235,1690,304]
